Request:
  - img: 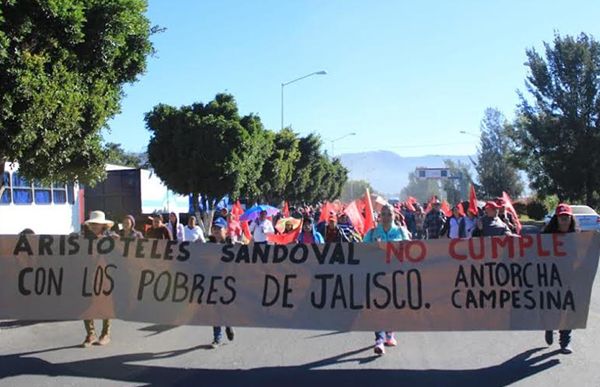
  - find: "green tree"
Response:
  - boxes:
[284,133,322,203]
[257,128,300,203]
[400,171,441,204]
[104,142,143,168]
[280,133,347,204]
[442,159,474,204]
[475,108,524,199]
[510,32,600,206]
[145,93,271,218]
[311,156,348,202]
[0,0,155,196]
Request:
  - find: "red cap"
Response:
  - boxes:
[555,203,573,216]
[485,201,501,209]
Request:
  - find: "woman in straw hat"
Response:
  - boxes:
[81,210,117,347]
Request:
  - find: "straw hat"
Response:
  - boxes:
[84,211,114,228]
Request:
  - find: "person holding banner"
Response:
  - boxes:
[473,201,512,237]
[208,218,236,348]
[166,212,184,242]
[81,211,118,347]
[147,215,173,240]
[363,204,410,355]
[183,215,206,243]
[119,215,143,239]
[496,198,518,234]
[442,206,464,239]
[413,204,426,240]
[423,200,446,239]
[543,203,577,354]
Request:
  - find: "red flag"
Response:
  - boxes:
[232,200,244,220]
[457,202,466,217]
[425,195,437,213]
[363,189,375,234]
[344,200,365,235]
[469,185,478,215]
[241,220,252,241]
[282,201,290,218]
[502,192,522,234]
[319,201,334,223]
[267,221,302,245]
[332,200,342,214]
[441,200,452,217]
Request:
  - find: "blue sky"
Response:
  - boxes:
[106,0,600,157]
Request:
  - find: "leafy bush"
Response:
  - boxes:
[513,200,527,216]
[543,195,559,213]
[526,198,548,220]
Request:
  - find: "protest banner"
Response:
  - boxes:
[0,233,598,331]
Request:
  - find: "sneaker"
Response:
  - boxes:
[82,335,97,348]
[384,334,397,347]
[374,342,385,355]
[225,327,235,341]
[96,334,111,346]
[560,344,573,355]
[211,340,221,349]
[545,331,554,346]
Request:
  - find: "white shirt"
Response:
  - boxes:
[167,222,185,241]
[184,225,206,243]
[250,218,274,242]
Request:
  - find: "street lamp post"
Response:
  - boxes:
[281,70,327,131]
[330,132,356,157]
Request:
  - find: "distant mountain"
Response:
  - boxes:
[337,151,474,196]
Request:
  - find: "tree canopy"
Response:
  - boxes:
[145,94,271,211]
[0,0,155,193]
[510,32,600,206]
[475,108,524,199]
[442,159,474,204]
[104,142,144,168]
[146,94,347,208]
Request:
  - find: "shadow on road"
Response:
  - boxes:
[0,320,64,329]
[307,330,349,339]
[138,324,180,337]
[0,345,561,387]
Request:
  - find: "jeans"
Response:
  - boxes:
[213,326,223,341]
[213,326,233,341]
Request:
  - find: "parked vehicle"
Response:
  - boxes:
[544,205,600,232]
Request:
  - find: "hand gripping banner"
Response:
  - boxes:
[0,233,598,331]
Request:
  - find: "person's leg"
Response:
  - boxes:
[374,331,385,354]
[225,326,235,341]
[385,331,397,346]
[559,330,572,354]
[212,326,223,347]
[82,320,97,347]
[97,319,111,345]
[545,330,554,345]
